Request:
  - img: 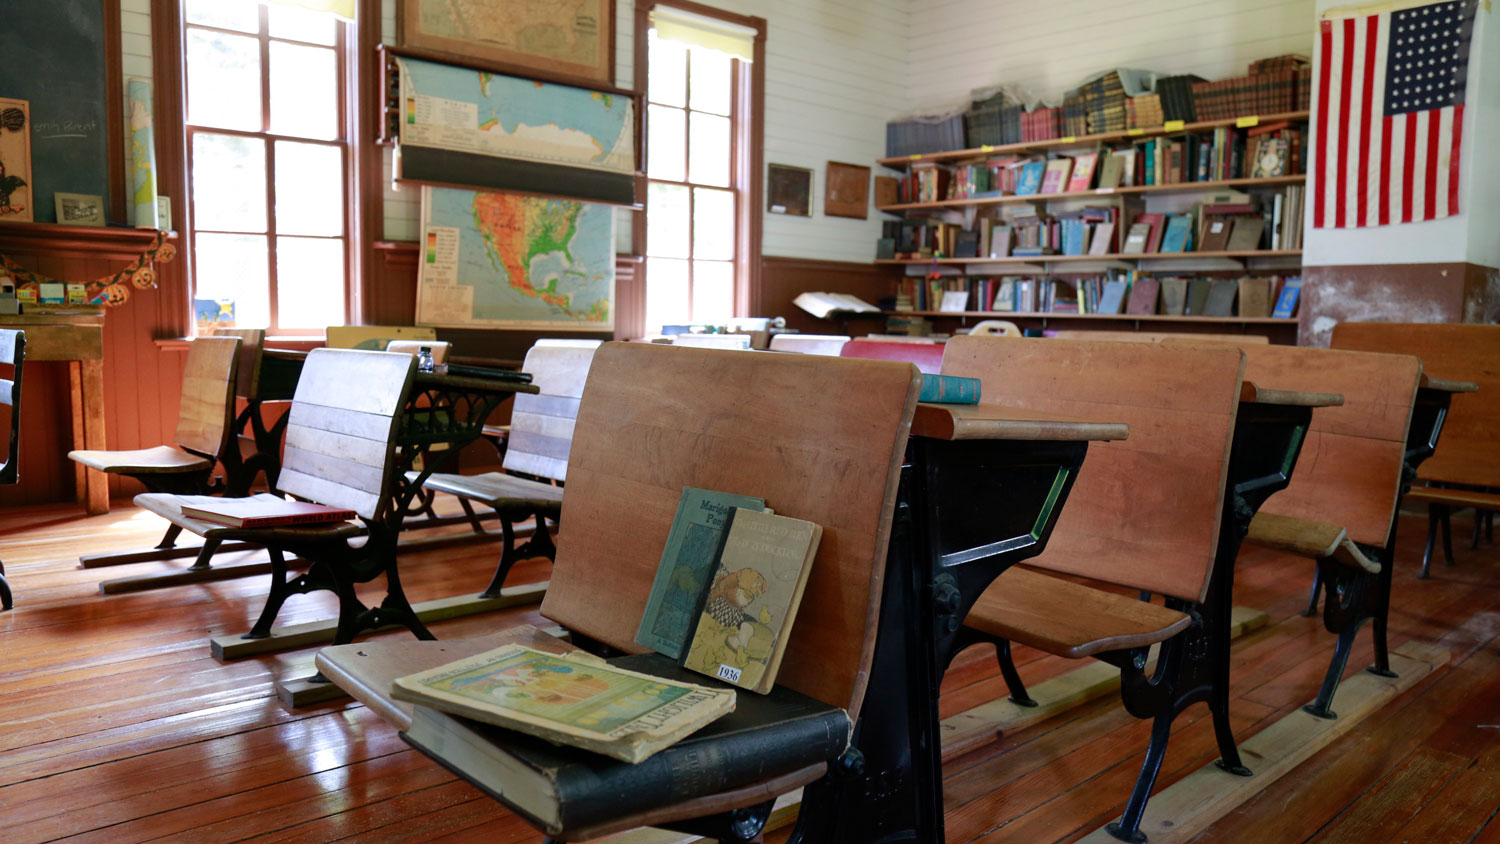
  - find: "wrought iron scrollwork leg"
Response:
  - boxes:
[480,512,521,599]
[1301,566,1322,617]
[1304,620,1362,720]
[245,547,291,640]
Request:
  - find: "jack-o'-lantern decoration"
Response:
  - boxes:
[1,230,175,307]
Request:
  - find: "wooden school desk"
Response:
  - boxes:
[0,308,107,514]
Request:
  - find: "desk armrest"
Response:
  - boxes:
[1241,382,1344,407]
[1247,512,1380,573]
[1419,374,1479,393]
[912,403,1129,442]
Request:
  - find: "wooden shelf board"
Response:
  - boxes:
[889,311,1295,325]
[877,176,1306,212]
[874,250,1301,266]
[878,111,1311,168]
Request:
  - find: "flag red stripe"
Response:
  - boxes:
[1357,14,1378,227]
[1315,20,1333,228]
[1335,17,1356,227]
[1380,115,1392,226]
[1425,106,1441,220]
[1402,114,1417,223]
[1449,104,1464,217]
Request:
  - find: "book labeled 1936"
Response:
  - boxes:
[919,373,981,404]
[636,487,766,660]
[681,509,822,694]
[392,643,736,764]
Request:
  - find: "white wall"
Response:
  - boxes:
[1303,0,1496,268]
[902,0,1316,110]
[381,0,910,263]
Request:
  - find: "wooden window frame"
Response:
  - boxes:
[154,0,371,336]
[633,0,765,326]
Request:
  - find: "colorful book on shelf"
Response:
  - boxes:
[681,509,823,694]
[1203,280,1238,316]
[1097,281,1128,315]
[1200,216,1233,252]
[1160,215,1194,253]
[1121,222,1151,255]
[1185,279,1213,315]
[1135,213,1166,253]
[1096,154,1125,189]
[1040,158,1074,194]
[1126,278,1161,315]
[1237,277,1273,317]
[1089,221,1116,256]
[179,498,356,528]
[637,487,769,660]
[1272,277,1303,318]
[1015,161,1045,195]
[392,643,737,764]
[1160,278,1189,315]
[919,373,980,404]
[1066,153,1099,191]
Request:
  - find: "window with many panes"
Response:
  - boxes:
[183,0,350,332]
[643,30,740,332]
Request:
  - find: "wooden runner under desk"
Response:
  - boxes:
[0,309,107,514]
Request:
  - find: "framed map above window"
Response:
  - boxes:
[399,0,614,85]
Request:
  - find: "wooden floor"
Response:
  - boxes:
[2,496,1498,844]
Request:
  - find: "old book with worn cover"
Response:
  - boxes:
[919,373,980,403]
[637,487,767,660]
[392,644,736,764]
[1185,279,1213,315]
[681,509,823,694]
[400,653,849,838]
[1040,158,1074,195]
[179,498,356,528]
[1203,279,1239,316]
[1237,277,1273,317]
[1125,278,1160,315]
[1160,278,1188,315]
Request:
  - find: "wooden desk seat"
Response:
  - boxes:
[943,335,1253,843]
[420,343,597,597]
[967,568,1192,658]
[1404,486,1500,509]
[1331,322,1500,572]
[69,444,213,474]
[0,329,24,609]
[131,348,425,644]
[767,333,850,356]
[1247,512,1379,573]
[840,337,944,373]
[321,342,924,843]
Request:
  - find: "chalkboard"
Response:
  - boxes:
[0,0,112,224]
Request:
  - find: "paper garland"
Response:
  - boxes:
[1,230,175,307]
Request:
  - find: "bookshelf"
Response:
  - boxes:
[875,249,1301,266]
[888,310,1292,325]
[877,110,1310,169]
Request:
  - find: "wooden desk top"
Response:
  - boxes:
[0,309,105,361]
[1240,382,1344,407]
[912,403,1130,442]
[315,626,585,732]
[1420,374,1479,393]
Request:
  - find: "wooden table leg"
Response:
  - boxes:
[80,359,108,515]
[69,361,87,510]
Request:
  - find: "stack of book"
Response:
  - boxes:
[886,110,967,157]
[1156,74,1205,123]
[1126,93,1164,130]
[1021,106,1065,141]
[1056,207,1118,256]
[1080,71,1128,134]
[965,88,1023,146]
[1063,92,1088,136]
[1191,67,1303,121]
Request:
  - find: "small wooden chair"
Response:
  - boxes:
[1329,322,1500,576]
[134,348,425,646]
[943,335,1251,843]
[420,343,599,596]
[767,333,850,356]
[841,337,944,373]
[0,329,24,609]
[320,342,923,842]
[1239,344,1423,718]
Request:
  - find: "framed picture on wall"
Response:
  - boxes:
[824,161,870,219]
[0,98,33,223]
[399,0,615,85]
[767,164,812,217]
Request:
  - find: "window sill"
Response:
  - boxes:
[155,335,327,351]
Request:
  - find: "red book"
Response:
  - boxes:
[181,498,358,528]
[1134,213,1166,253]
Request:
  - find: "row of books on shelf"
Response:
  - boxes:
[894,272,1303,319]
[892,56,1310,156]
[888,120,1303,205]
[878,186,1305,260]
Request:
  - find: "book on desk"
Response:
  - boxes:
[179,499,356,528]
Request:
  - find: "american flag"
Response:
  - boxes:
[1314,0,1477,229]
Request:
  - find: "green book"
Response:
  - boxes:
[919,373,981,404]
[636,487,766,660]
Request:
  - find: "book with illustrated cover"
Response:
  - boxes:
[1015,160,1045,195]
[681,509,822,694]
[392,643,736,764]
[1040,158,1074,195]
[637,487,767,660]
[180,497,356,528]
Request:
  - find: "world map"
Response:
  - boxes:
[413,0,605,70]
[416,187,614,331]
[398,56,634,176]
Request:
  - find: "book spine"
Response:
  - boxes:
[241,511,356,528]
[919,374,981,404]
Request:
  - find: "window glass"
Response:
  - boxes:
[274,141,343,236]
[647,33,688,108]
[277,237,345,328]
[195,233,270,328]
[645,257,690,329]
[185,0,259,32]
[268,4,338,45]
[646,182,690,259]
[688,112,730,187]
[192,134,267,232]
[186,30,261,131]
[270,42,338,140]
[646,105,685,182]
[691,260,733,323]
[692,188,734,260]
[689,48,732,116]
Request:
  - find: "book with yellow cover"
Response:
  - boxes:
[392,643,736,764]
[681,509,822,694]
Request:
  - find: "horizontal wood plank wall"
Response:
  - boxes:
[903,0,1316,108]
[0,232,189,507]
